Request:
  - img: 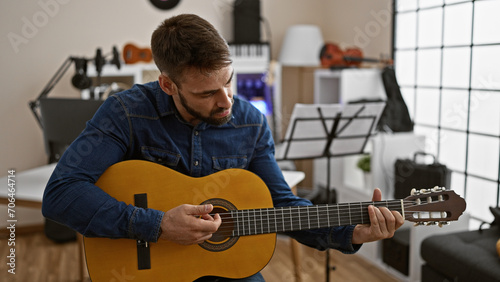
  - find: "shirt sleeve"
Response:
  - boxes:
[42,95,164,243]
[247,114,361,254]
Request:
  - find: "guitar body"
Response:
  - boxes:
[83,160,467,280]
[84,160,276,281]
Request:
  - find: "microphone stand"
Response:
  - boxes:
[29,46,121,129]
[29,56,75,128]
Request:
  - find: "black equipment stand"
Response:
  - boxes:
[276,103,382,282]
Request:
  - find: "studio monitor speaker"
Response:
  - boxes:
[233,0,261,44]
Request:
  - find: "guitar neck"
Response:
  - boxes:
[230,200,404,237]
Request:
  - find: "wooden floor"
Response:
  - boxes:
[0,232,401,282]
[262,236,400,282]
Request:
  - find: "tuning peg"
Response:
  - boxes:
[413,222,424,227]
[420,188,430,194]
[438,222,450,227]
[431,186,444,192]
[425,221,440,226]
[411,188,418,195]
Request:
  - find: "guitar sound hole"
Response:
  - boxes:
[209,207,233,242]
[199,198,239,252]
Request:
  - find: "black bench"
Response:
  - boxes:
[421,225,500,282]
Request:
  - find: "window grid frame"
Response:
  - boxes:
[392,0,500,220]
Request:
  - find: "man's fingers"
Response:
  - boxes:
[369,205,393,236]
[188,204,213,215]
[198,213,221,231]
[392,210,405,228]
[380,207,396,232]
[371,188,382,202]
[368,205,378,227]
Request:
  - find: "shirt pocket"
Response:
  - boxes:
[212,155,248,172]
[141,146,180,168]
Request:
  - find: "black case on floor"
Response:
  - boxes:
[394,152,451,199]
[382,228,410,275]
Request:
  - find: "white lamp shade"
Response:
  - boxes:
[279,25,324,66]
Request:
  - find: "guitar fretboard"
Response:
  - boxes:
[230,201,403,237]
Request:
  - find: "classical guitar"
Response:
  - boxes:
[84,160,466,281]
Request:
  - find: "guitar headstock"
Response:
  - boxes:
[404,187,466,227]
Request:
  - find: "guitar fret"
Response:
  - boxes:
[253,209,257,235]
[281,207,285,232]
[266,209,270,233]
[360,203,364,224]
[243,210,246,235]
[232,210,237,236]
[247,209,252,235]
[259,209,264,234]
[273,209,277,233]
[246,210,250,236]
[239,210,244,236]
[250,209,254,235]
[306,207,311,229]
[297,207,302,230]
[337,204,341,226]
[327,205,330,227]
[321,205,330,227]
[348,203,352,225]
[316,206,320,228]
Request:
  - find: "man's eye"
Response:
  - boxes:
[202,92,216,97]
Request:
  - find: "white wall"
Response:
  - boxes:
[323,0,393,59]
[0,0,391,177]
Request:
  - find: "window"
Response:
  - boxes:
[393,0,500,226]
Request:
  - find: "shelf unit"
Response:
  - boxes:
[312,68,471,281]
[86,63,160,86]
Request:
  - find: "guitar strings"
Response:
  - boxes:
[211,201,427,224]
[211,210,448,237]
[211,200,414,213]
[210,200,418,218]
[206,201,447,236]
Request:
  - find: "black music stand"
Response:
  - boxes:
[276,102,385,282]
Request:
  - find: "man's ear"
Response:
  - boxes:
[158,74,177,96]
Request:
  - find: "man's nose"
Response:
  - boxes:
[216,88,233,108]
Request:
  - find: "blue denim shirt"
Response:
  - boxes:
[42,81,360,253]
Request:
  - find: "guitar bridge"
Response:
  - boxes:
[135,193,151,270]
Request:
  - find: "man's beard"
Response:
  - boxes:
[178,90,233,126]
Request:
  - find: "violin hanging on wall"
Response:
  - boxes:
[319,42,392,69]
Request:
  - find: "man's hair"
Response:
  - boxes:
[151,14,232,85]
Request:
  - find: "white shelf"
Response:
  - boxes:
[311,68,471,281]
[86,63,160,85]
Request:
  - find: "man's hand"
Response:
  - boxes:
[352,188,404,245]
[159,204,221,245]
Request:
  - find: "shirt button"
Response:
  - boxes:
[194,161,199,166]
[194,131,199,136]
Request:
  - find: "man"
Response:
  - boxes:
[42,14,403,281]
